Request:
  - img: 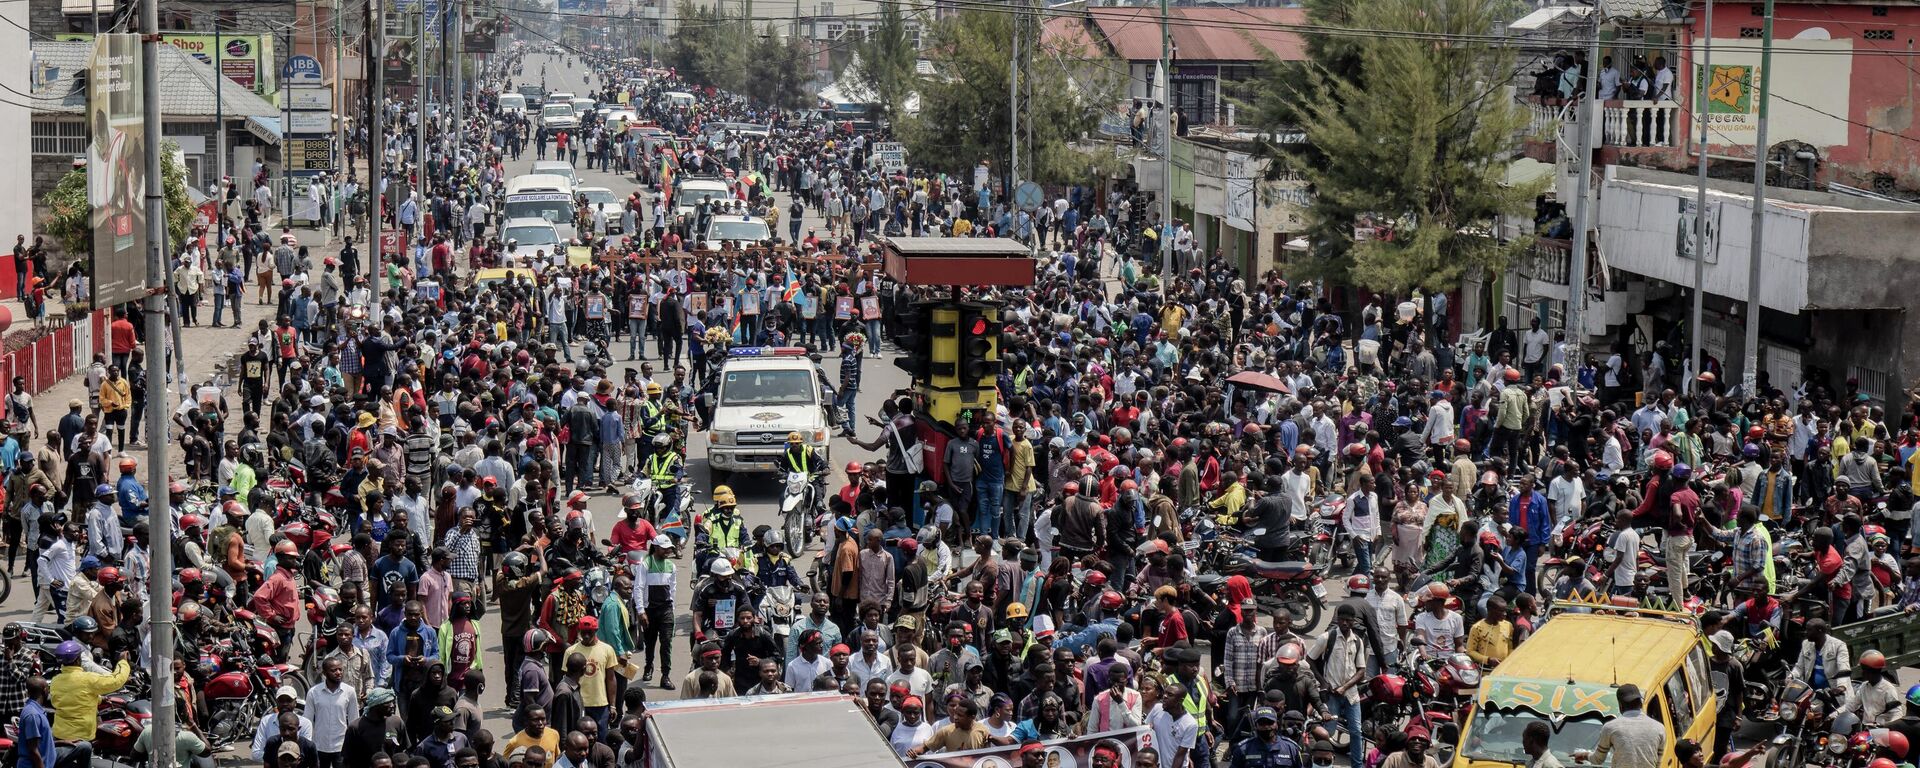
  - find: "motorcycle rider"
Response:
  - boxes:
[641,434,683,520]
[692,559,754,645]
[781,431,827,516]
[49,639,129,768]
[1841,649,1904,727]
[697,486,749,577]
[756,530,802,589]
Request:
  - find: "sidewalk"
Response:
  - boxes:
[19,224,342,476]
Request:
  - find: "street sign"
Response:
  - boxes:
[286,138,336,171]
[283,54,324,86]
[1014,180,1043,211]
[873,142,906,174]
[288,111,333,135]
[288,87,332,110]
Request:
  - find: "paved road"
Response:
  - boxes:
[467,54,906,728]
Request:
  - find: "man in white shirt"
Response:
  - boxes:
[1344,474,1381,575]
[1547,463,1586,526]
[1411,588,1465,654]
[1521,318,1551,381]
[1423,393,1456,451]
[1148,682,1199,768]
[1605,508,1641,595]
[1596,56,1621,99]
[1652,56,1676,101]
[306,657,355,764]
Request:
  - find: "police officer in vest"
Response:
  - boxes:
[696,485,749,577]
[1230,706,1305,768]
[642,434,683,520]
[781,430,826,514]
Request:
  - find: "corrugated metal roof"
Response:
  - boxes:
[30,40,280,118]
[1082,6,1308,63]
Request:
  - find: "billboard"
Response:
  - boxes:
[86,34,146,311]
[464,0,504,52]
[59,33,276,97]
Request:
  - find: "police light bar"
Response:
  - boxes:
[727,346,808,357]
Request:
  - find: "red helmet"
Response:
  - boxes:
[179,514,205,530]
[1086,570,1108,586]
[1063,481,1081,495]
[1069,449,1088,463]
[280,521,312,548]
[1863,650,1888,670]
[310,529,333,551]
[96,567,123,585]
[1345,443,1368,458]
[846,461,863,476]
[1119,479,1138,493]
[1099,590,1124,610]
[1274,641,1306,666]
[1873,729,1910,759]
[179,567,203,583]
[1747,426,1766,442]
[1652,452,1675,472]
[1503,368,1521,382]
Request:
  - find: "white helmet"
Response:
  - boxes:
[710,559,736,577]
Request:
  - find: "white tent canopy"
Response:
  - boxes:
[817,55,925,115]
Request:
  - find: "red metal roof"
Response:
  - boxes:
[1080,6,1309,63]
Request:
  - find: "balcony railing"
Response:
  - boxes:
[1522,237,1572,285]
[1602,100,1680,148]
[1521,96,1681,149]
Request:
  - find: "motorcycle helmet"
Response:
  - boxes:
[178,601,202,622]
[1005,602,1029,620]
[1864,650,1889,670]
[523,628,556,654]
[786,431,804,445]
[763,529,786,550]
[502,551,529,577]
[1873,729,1911,760]
[96,567,123,585]
[1063,481,1080,496]
[179,567,203,584]
[713,485,737,506]
[1671,463,1692,480]
[1069,449,1087,464]
[1744,444,1763,459]
[846,461,863,477]
[1652,452,1675,472]
[1099,590,1124,610]
[67,616,99,637]
[710,559,736,577]
[53,640,82,664]
[1274,641,1306,666]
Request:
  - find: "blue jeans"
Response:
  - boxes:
[1352,534,1373,575]
[835,388,856,434]
[1002,491,1033,541]
[212,291,227,326]
[550,322,573,361]
[815,315,834,348]
[628,318,648,360]
[865,319,881,354]
[974,478,1004,535]
[1327,694,1365,766]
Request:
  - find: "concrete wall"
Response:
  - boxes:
[1805,210,1920,404]
[1596,175,1815,314]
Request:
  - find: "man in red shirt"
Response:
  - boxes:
[108,312,136,371]
[249,540,302,659]
[609,498,657,560]
[1146,585,1189,650]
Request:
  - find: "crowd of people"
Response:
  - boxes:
[12,30,1920,768]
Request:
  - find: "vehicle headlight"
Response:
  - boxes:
[811,428,829,444]
[711,430,735,446]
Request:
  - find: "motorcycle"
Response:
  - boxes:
[1765,679,1850,768]
[761,584,801,648]
[201,649,304,750]
[781,472,819,551]
[1367,650,1479,765]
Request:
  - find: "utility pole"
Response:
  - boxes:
[1742,0,1775,397]
[1158,0,1172,283]
[282,27,295,222]
[138,6,179,768]
[1689,0,1713,395]
[1564,7,1602,364]
[415,0,427,202]
[1007,3,1018,202]
[369,0,384,277]
[452,0,463,137]
[216,20,226,220]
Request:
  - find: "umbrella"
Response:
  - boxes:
[1226,370,1291,395]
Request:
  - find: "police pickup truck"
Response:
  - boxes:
[704,346,835,488]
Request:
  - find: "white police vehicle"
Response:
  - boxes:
[705,346,835,487]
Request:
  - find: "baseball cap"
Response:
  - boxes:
[1253,707,1280,723]
[275,685,299,701]
[278,743,303,759]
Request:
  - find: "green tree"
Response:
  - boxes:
[904,8,1121,183]
[743,24,813,110]
[43,139,193,263]
[665,0,749,91]
[1280,0,1539,292]
[852,1,917,123]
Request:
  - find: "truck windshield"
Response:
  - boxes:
[504,198,573,223]
[719,369,814,407]
[1464,708,1608,765]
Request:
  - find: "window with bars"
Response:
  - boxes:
[31,120,86,156]
[1848,363,1889,404]
[1863,29,1894,40]
[825,22,843,38]
[1740,27,1763,37]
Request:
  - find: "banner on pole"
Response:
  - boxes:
[87,33,146,310]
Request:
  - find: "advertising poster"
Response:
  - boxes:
[59,33,276,96]
[87,34,146,310]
